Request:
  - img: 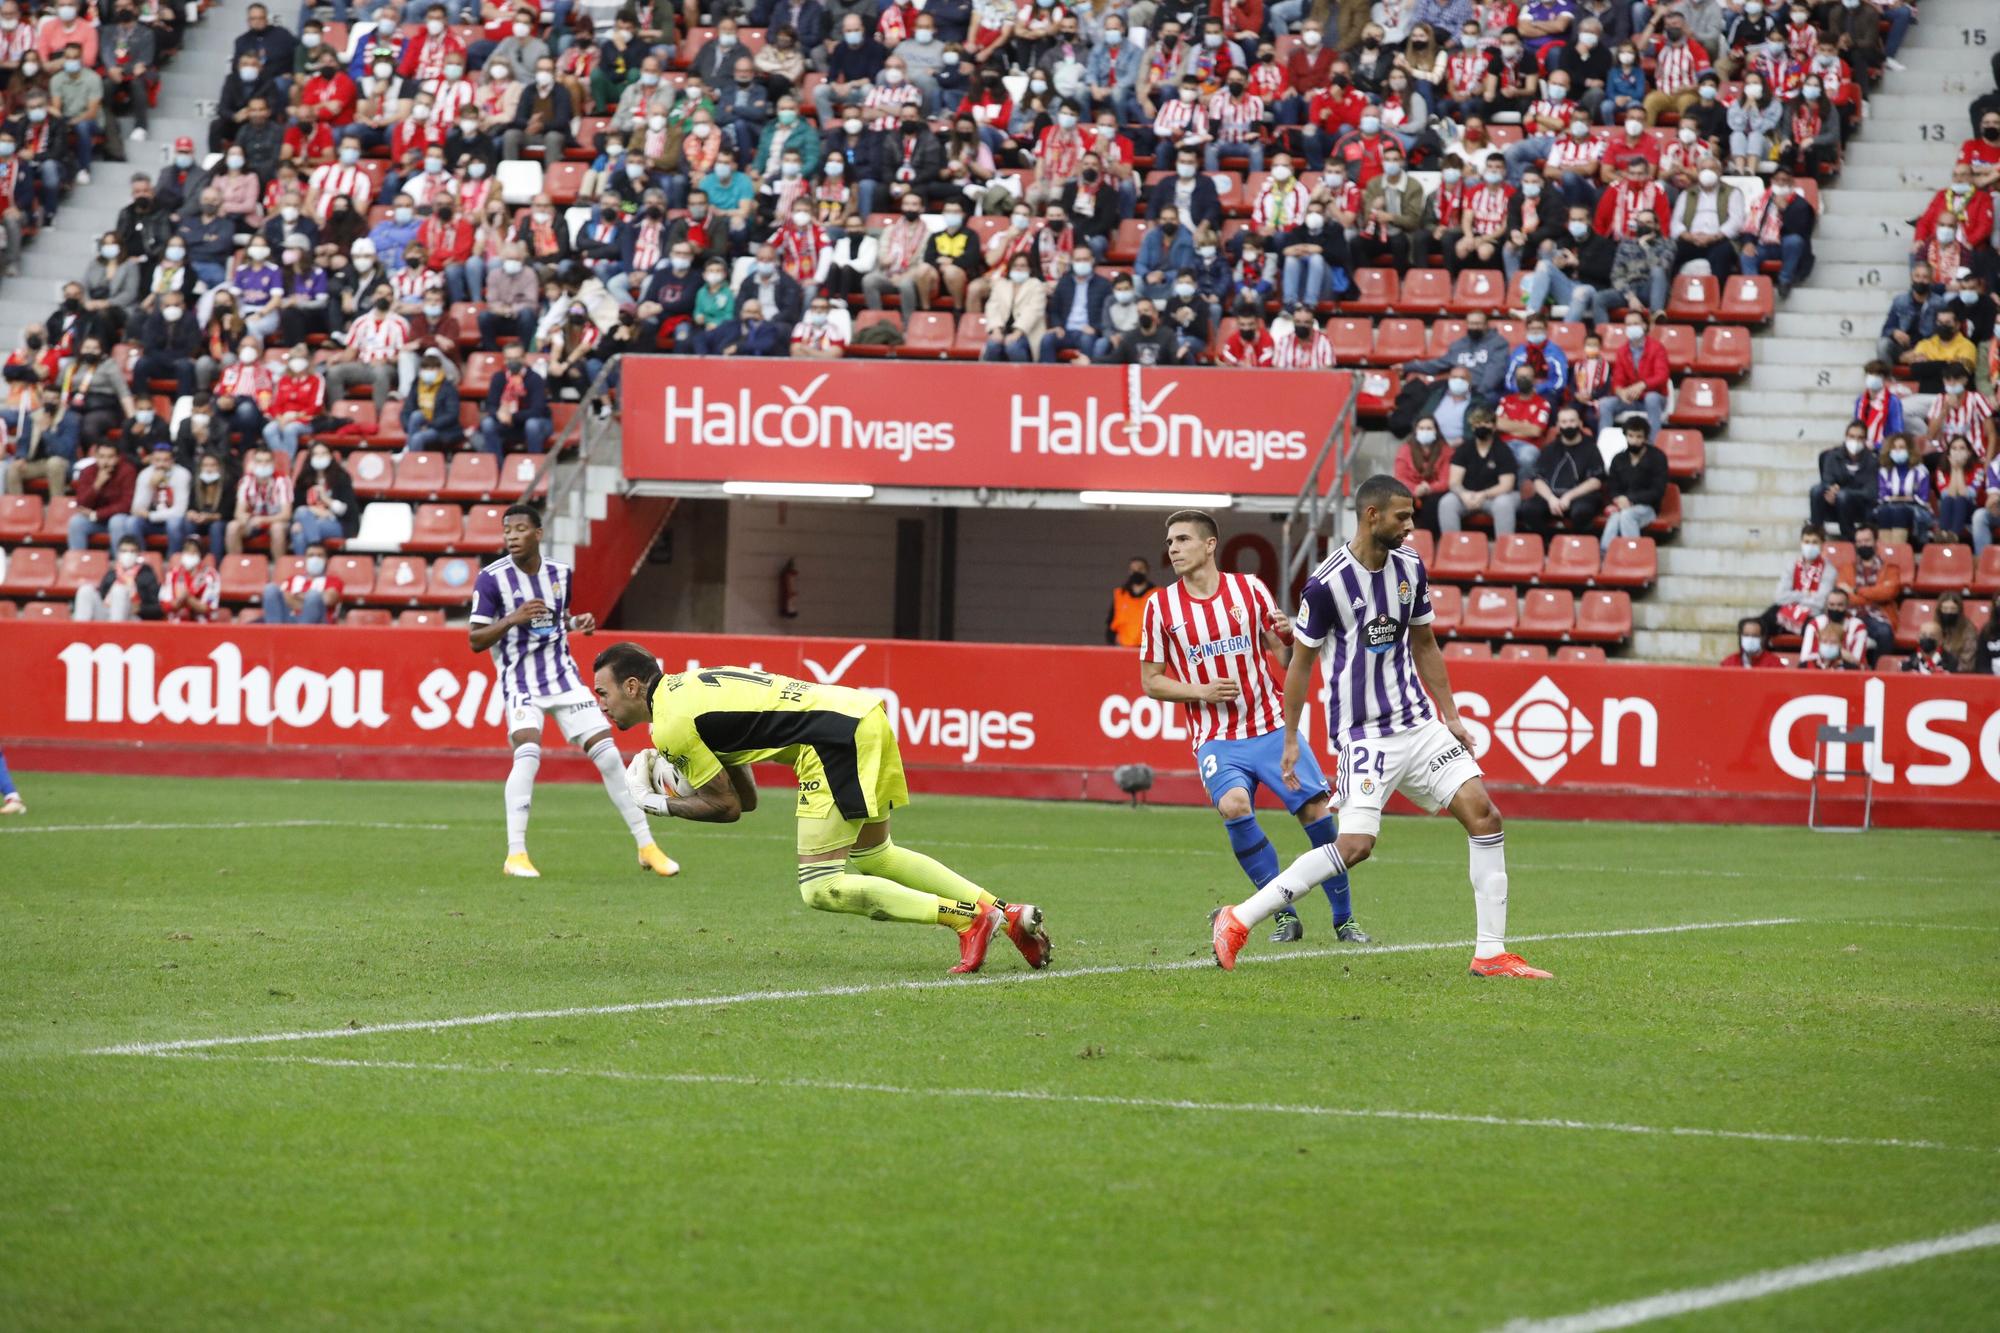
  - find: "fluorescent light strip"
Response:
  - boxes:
[1077,490,1234,509]
[720,481,876,500]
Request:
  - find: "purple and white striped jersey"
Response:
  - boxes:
[469,555,589,702]
[1292,543,1437,743]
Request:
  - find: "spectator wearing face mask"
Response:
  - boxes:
[1872,433,1934,544]
[261,353,327,461]
[1439,412,1519,536]
[1737,171,1815,298]
[1596,313,1669,436]
[291,445,355,554]
[1901,622,1954,674]
[108,440,191,553]
[1759,523,1835,641]
[1877,265,1937,366]
[1667,158,1743,278]
[262,539,344,626]
[1395,416,1453,535]
[326,289,410,413]
[1041,248,1113,363]
[1113,297,1184,366]
[1150,149,1225,233]
[480,348,552,458]
[1901,311,1977,395]
[1844,523,1903,659]
[1798,587,1868,670]
[1811,420,1878,537]
[1522,206,1616,322]
[1720,616,1785,668]
[1925,367,1997,456]
[226,445,292,555]
[1494,364,1552,481]
[161,537,221,623]
[1403,311,1512,404]
[1215,301,1273,368]
[73,535,160,621]
[1917,164,1993,265]
[1275,202,1347,308]
[1930,433,1987,542]
[402,352,464,454]
[180,450,235,557]
[1601,418,1667,551]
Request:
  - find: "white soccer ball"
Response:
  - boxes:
[624,749,692,804]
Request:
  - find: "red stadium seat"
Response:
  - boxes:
[1426,318,1466,357]
[1573,590,1633,643]
[328,555,376,592]
[0,494,41,542]
[1444,640,1490,660]
[1549,320,1587,361]
[1598,537,1657,588]
[0,546,56,595]
[1656,429,1705,480]
[1319,317,1369,365]
[1664,274,1717,322]
[1460,586,1518,638]
[1371,317,1427,365]
[1557,645,1607,663]
[1106,218,1149,265]
[1542,534,1600,585]
[1516,588,1575,641]
[1694,326,1752,377]
[1353,368,1399,421]
[950,313,989,360]
[494,452,545,500]
[442,453,500,502]
[1397,269,1451,315]
[1654,323,1696,374]
[405,504,464,552]
[55,549,106,594]
[1914,544,1974,594]
[1878,541,1916,587]
[1429,583,1462,635]
[1974,546,2000,596]
[387,451,447,501]
[1497,642,1549,660]
[398,608,448,627]
[1668,379,1728,429]
[216,555,269,601]
[20,600,69,620]
[1345,268,1397,316]
[424,555,481,606]
[1404,531,1435,565]
[1432,531,1489,582]
[896,312,955,358]
[1718,274,1774,324]
[1486,533,1544,584]
[347,448,396,499]
[1450,268,1507,315]
[845,309,902,357]
[373,555,429,606]
[38,497,80,544]
[1647,486,1682,536]
[543,161,587,205]
[1896,598,1937,649]
[272,556,305,586]
[463,505,505,551]
[461,352,502,399]
[344,608,392,626]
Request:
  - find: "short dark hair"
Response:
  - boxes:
[1164,509,1219,541]
[592,641,662,692]
[1739,617,1762,634]
[1353,473,1413,515]
[501,502,542,527]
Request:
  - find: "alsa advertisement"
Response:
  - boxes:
[619,357,1352,497]
[6,622,1999,827]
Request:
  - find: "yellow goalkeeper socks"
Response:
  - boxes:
[795,863,940,925]
[847,840,1000,918]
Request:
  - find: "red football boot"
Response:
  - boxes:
[1468,952,1554,979]
[1210,906,1249,971]
[949,907,1002,974]
[1001,902,1051,969]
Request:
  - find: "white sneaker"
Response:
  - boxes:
[1,793,25,815]
[129,127,147,142]
[74,168,90,184]
[1884,56,1906,72]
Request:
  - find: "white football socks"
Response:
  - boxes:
[1470,832,1508,959]
[588,736,653,847]
[1238,844,1346,926]
[505,742,541,855]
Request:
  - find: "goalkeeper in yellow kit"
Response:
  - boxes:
[590,642,1051,974]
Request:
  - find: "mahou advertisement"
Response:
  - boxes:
[619,357,1353,496]
[5,623,1999,828]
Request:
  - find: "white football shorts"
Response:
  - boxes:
[1333,718,1482,838]
[505,688,606,745]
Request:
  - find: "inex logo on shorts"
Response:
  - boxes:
[1493,676,1597,785]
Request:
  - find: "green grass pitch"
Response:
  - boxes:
[1,771,1995,1331]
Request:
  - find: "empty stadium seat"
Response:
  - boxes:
[1665,274,1717,321]
[37,497,80,543]
[405,504,465,553]
[217,555,270,601]
[462,505,505,551]
[344,608,393,626]
[373,555,429,605]
[1556,645,1608,663]
[441,453,499,502]
[1345,268,1397,316]
[20,600,69,620]
[1542,535,1600,585]
[1404,531,1434,565]
[1975,546,2000,596]
[0,546,56,595]
[1694,326,1752,377]
[1717,274,1774,324]
[1598,537,1658,587]
[0,598,14,618]
[1657,429,1706,480]
[349,502,416,554]
[896,312,955,358]
[494,453,544,500]
[1654,323,1696,374]
[1429,583,1462,634]
[425,556,481,605]
[1914,544,1973,594]
[56,549,106,594]
[1648,485,1684,537]
[1573,590,1634,643]
[1106,218,1148,264]
[543,160,587,205]
[1371,317,1427,364]
[328,555,376,592]
[1878,541,1916,586]
[1487,533,1544,584]
[1325,317,1373,364]
[1668,379,1729,429]
[1433,531,1489,582]
[1498,642,1550,660]
[1397,269,1451,315]
[950,313,989,359]
[1461,586,1519,638]
[0,495,42,542]
[347,449,397,499]
[1450,269,1507,315]
[398,609,448,627]
[1443,640,1490,660]
[1516,588,1575,641]
[386,452,446,501]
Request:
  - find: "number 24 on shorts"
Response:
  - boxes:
[1341,744,1386,798]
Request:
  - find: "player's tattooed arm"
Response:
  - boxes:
[1409,623,1476,751]
[723,763,759,814]
[666,769,745,824]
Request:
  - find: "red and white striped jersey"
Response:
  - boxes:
[1151,96,1208,144]
[342,311,411,362]
[306,162,375,223]
[1927,388,1995,454]
[1465,181,1512,234]
[1140,572,1287,748]
[1545,133,1604,173]
[1799,611,1868,666]
[1271,327,1335,370]
[1205,90,1264,144]
[1251,177,1309,230]
[424,75,476,123]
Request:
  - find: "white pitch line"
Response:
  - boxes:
[150,1052,1994,1157]
[86,917,1801,1057]
[0,819,454,834]
[1492,1221,2000,1332]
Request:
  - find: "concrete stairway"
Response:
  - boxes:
[0,5,237,342]
[1629,0,1994,661]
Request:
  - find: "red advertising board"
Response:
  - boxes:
[4,622,1998,828]
[619,356,1351,497]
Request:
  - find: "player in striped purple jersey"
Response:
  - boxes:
[1209,475,1553,979]
[469,504,678,880]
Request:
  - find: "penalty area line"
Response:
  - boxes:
[1490,1221,2000,1332]
[148,1051,1994,1157]
[84,918,1802,1057]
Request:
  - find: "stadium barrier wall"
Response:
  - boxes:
[8,622,2000,829]
[620,357,1353,496]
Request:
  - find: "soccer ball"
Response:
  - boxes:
[623,750,692,804]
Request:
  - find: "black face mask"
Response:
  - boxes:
[1940,610,1961,628]
[1473,426,1494,439]
[1559,426,1582,441]
[1854,543,1876,561]
[373,296,391,312]
[1827,608,1848,622]
[63,297,81,313]
[1985,126,2000,142]
[1126,573,1149,592]
[1911,282,1932,297]
[1138,315,1157,330]
[1918,636,1939,652]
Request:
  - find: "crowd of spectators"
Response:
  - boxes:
[1731,49,2000,673]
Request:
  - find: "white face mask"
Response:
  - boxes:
[101,243,119,259]
[1447,379,1469,397]
[503,259,523,275]
[1697,168,1720,189]
[1305,214,1325,232]
[289,357,309,373]
[1415,427,1437,444]
[1625,324,1646,341]
[248,246,270,262]
[199,469,221,484]
[1890,448,1909,466]
[240,348,260,364]
[163,306,184,322]
[1845,436,1866,454]
[1302,30,1321,47]
[1173,282,1196,299]
[420,368,442,384]
[1937,227,1957,245]
[253,461,275,479]
[1271,164,1292,181]
[310,452,332,470]
[181,552,202,571]
[1072,260,1093,277]
[1739,635,1762,656]
[306,556,327,576]
[1801,543,1822,561]
[354,256,375,271]
[117,550,139,568]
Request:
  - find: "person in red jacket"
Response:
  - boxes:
[418,199,477,303]
[1394,417,1452,534]
[1281,19,1336,122]
[1719,616,1786,668]
[1215,302,1274,366]
[399,5,467,82]
[1913,162,1993,258]
[66,441,137,551]
[1595,311,1670,435]
[263,350,327,460]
